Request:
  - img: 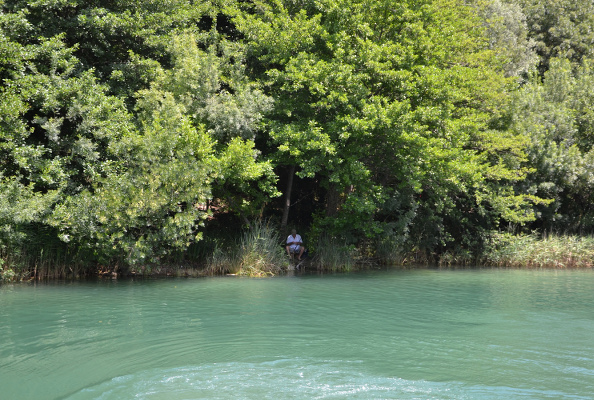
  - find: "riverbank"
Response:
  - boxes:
[434,232,594,269]
[2,232,593,282]
[482,232,594,268]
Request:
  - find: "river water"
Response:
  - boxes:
[1,268,593,399]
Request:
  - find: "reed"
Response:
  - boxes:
[236,221,287,276]
[373,234,441,266]
[202,244,240,275]
[0,223,95,281]
[374,236,407,265]
[310,237,356,271]
[1,253,89,281]
[437,249,476,267]
[483,232,594,268]
[202,221,287,276]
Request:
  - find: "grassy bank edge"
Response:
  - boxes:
[2,231,594,282]
[481,232,594,269]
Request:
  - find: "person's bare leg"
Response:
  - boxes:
[298,247,304,260]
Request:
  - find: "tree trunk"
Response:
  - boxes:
[281,165,295,229]
[325,182,340,217]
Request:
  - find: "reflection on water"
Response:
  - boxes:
[1,269,594,400]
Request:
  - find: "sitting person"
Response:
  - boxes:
[286,229,305,260]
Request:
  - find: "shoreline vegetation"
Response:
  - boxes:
[3,1,594,283]
[2,226,593,282]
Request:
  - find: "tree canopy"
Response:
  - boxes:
[2,0,594,269]
[234,0,538,253]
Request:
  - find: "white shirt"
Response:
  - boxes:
[287,234,302,251]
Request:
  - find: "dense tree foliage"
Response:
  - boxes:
[515,0,594,75]
[510,58,594,233]
[1,0,594,271]
[476,0,537,78]
[0,1,276,266]
[234,0,536,255]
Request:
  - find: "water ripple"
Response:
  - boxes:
[65,358,591,400]
[2,270,594,400]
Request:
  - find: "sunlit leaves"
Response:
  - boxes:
[0,174,59,246]
[236,0,532,253]
[50,102,215,264]
[476,0,538,77]
[0,34,132,195]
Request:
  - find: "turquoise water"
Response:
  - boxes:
[1,268,593,399]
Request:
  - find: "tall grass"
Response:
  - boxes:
[202,221,287,277]
[483,232,594,268]
[7,225,593,282]
[1,249,88,281]
[203,244,240,275]
[374,235,438,266]
[1,232,89,282]
[374,235,407,265]
[1,221,290,280]
[437,249,476,267]
[310,236,356,271]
